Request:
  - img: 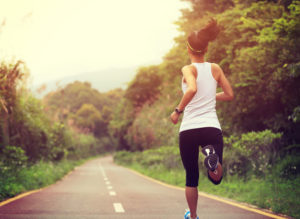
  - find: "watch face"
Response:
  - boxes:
[176,108,182,114]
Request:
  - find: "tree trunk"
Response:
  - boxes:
[0,110,9,146]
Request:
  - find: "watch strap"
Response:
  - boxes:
[175,108,183,114]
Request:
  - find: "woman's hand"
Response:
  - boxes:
[170,111,180,124]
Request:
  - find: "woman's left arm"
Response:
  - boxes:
[170,65,197,124]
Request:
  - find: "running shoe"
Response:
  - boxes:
[207,163,223,185]
[201,145,215,156]
[202,145,219,171]
[184,209,199,219]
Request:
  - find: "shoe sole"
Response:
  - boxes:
[201,145,215,156]
[208,163,223,183]
[204,153,219,171]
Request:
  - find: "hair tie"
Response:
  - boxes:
[186,41,203,53]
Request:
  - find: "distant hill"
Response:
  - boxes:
[33,67,138,97]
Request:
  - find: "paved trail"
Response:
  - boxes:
[0,156,281,219]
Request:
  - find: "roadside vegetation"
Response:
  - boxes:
[111,1,300,218]
[0,148,86,201]
[114,139,300,218]
[0,61,120,201]
[1,0,299,218]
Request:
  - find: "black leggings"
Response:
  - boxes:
[179,127,223,187]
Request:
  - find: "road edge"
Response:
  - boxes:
[0,155,106,208]
[0,162,76,208]
[122,165,292,219]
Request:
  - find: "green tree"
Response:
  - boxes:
[75,104,103,134]
[44,81,122,138]
[125,65,162,109]
[0,61,25,147]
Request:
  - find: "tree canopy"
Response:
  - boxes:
[109,0,300,151]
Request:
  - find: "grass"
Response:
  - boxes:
[114,147,300,219]
[0,158,88,202]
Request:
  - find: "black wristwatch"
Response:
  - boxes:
[175,108,184,114]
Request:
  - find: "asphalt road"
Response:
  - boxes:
[0,156,281,219]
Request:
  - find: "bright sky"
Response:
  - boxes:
[0,0,189,86]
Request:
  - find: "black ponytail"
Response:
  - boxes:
[187,18,220,55]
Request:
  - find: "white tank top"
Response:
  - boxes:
[179,62,221,132]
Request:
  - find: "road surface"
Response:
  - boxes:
[0,156,283,219]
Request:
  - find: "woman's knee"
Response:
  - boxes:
[186,169,199,187]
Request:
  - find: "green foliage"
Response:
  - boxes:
[115,146,182,170]
[0,60,25,113]
[48,122,69,161]
[1,2,299,218]
[44,82,122,141]
[0,60,111,162]
[114,146,185,186]
[176,0,300,142]
[0,158,85,201]
[108,98,135,150]
[0,60,26,146]
[289,106,300,123]
[224,130,282,178]
[273,155,300,179]
[109,0,300,161]
[11,93,53,160]
[75,103,103,133]
[0,146,28,174]
[125,65,162,108]
[124,97,180,151]
[64,131,111,159]
[45,81,105,115]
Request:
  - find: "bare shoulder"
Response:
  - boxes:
[182,64,197,77]
[211,63,223,82]
[182,64,195,72]
[211,63,222,73]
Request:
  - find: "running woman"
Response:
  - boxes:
[170,19,234,219]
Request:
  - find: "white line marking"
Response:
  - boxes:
[104,177,108,181]
[109,191,116,196]
[99,163,107,178]
[107,186,113,190]
[113,203,125,213]
[105,181,110,185]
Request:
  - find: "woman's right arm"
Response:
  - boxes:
[212,63,234,101]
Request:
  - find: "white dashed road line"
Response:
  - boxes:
[99,164,107,178]
[109,191,116,196]
[99,162,125,214]
[113,203,125,213]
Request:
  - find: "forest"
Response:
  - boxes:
[0,0,299,218]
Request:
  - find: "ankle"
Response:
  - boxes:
[190,214,197,219]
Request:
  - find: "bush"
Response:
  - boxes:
[66,132,102,159]
[224,130,282,179]
[0,146,28,174]
[0,159,83,201]
[273,155,300,179]
[114,150,135,165]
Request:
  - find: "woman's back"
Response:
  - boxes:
[180,62,221,132]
